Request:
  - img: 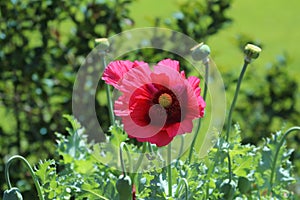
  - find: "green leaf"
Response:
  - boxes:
[35,159,56,184]
[257,131,295,190]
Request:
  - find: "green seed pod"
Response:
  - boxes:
[237,176,251,194]
[95,38,110,51]
[3,188,23,200]
[116,175,132,200]
[191,43,211,62]
[244,43,261,61]
[220,180,236,200]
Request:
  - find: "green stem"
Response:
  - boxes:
[225,61,249,141]
[148,142,153,153]
[175,135,185,168]
[188,61,209,162]
[168,144,172,197]
[175,178,188,200]
[100,53,115,126]
[120,142,132,176]
[134,142,147,172]
[132,142,147,195]
[205,143,221,199]
[225,60,249,183]
[227,153,232,182]
[269,126,300,195]
[5,155,44,200]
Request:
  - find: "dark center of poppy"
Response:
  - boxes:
[158,93,172,108]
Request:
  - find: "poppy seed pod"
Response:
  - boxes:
[95,38,110,51]
[191,43,211,62]
[244,44,261,62]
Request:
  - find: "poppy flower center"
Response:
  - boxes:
[158,93,172,108]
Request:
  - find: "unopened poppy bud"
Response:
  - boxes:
[191,43,211,62]
[3,187,23,200]
[95,38,110,51]
[244,43,261,62]
[116,175,132,199]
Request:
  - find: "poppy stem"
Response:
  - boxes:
[268,126,300,196]
[188,60,209,163]
[120,142,132,176]
[175,178,188,199]
[224,60,249,184]
[134,142,147,172]
[5,155,44,200]
[100,53,115,126]
[225,60,249,142]
[95,38,115,126]
[225,43,262,184]
[175,135,184,168]
[167,144,172,197]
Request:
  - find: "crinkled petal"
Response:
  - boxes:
[136,130,174,147]
[157,58,180,72]
[118,65,152,93]
[102,60,149,88]
[187,76,206,117]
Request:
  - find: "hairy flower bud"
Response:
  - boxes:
[116,175,132,200]
[95,38,110,51]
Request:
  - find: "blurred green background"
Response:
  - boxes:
[0,0,299,198]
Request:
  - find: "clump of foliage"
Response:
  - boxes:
[32,116,295,199]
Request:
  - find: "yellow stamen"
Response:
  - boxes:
[158,93,172,108]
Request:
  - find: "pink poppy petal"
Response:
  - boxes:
[157,58,180,72]
[180,70,186,79]
[102,60,149,88]
[102,60,133,87]
[153,64,184,87]
[187,76,201,92]
[118,65,153,92]
[177,118,194,134]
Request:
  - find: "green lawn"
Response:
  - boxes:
[208,0,300,75]
[130,0,300,78]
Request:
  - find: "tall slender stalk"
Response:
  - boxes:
[225,43,261,183]
[100,54,115,126]
[224,60,249,183]
[188,60,209,162]
[225,61,249,141]
[95,38,115,126]
[188,43,211,163]
[167,144,172,197]
[134,142,147,172]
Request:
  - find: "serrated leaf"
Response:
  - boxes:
[81,183,109,200]
[35,159,56,184]
[257,131,295,190]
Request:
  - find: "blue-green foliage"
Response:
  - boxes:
[35,116,296,199]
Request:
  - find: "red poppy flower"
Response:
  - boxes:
[102,59,206,147]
